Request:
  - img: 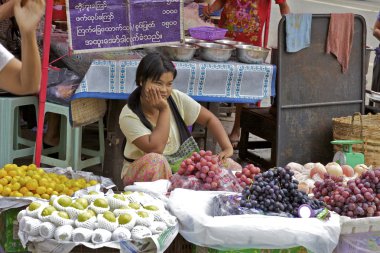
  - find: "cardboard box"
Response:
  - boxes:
[0,208,28,253]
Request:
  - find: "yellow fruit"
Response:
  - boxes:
[36,186,46,195]
[4,164,15,172]
[4,176,12,183]
[52,191,59,196]
[2,186,11,196]
[89,180,98,186]
[20,165,28,170]
[26,180,38,191]
[19,187,29,195]
[28,164,37,170]
[18,178,27,186]
[26,170,34,177]
[64,189,74,196]
[25,191,34,197]
[55,184,65,193]
[14,192,23,197]
[46,187,54,195]
[11,183,21,191]
[41,193,50,200]
[0,184,3,193]
[39,178,49,187]
[34,193,41,198]
[0,178,8,186]
[0,169,7,178]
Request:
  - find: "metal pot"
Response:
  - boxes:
[235,44,270,64]
[161,44,199,62]
[196,42,234,62]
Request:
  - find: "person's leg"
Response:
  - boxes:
[229,103,247,148]
[43,112,60,147]
[122,153,172,186]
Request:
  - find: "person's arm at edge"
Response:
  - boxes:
[279,1,290,15]
[373,20,380,41]
[0,0,16,20]
[203,0,226,17]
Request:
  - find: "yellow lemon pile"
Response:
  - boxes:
[0,164,99,199]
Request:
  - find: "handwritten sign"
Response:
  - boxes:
[66,0,183,54]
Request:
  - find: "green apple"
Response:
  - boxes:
[118,213,132,225]
[144,205,159,211]
[137,211,149,218]
[28,202,41,211]
[128,202,140,210]
[113,194,125,201]
[58,196,72,207]
[57,211,70,219]
[89,191,99,195]
[77,211,93,222]
[70,202,85,210]
[75,198,89,208]
[41,206,56,216]
[103,211,116,222]
[94,198,108,208]
[87,209,96,217]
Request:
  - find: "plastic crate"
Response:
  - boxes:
[188,26,227,41]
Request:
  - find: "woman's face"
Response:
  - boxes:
[142,71,174,100]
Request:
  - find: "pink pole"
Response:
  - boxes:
[263,0,271,48]
[34,0,54,166]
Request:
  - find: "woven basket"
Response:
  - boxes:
[332,112,380,167]
[71,98,107,127]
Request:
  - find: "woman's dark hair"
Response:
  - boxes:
[127,52,177,129]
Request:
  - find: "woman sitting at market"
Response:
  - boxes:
[0,0,44,95]
[119,52,240,185]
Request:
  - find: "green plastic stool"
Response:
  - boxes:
[39,102,105,171]
[0,95,38,167]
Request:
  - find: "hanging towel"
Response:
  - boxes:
[326,13,354,73]
[286,13,312,53]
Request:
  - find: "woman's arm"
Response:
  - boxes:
[0,0,44,95]
[0,0,16,20]
[203,0,226,17]
[373,19,380,41]
[132,88,171,154]
[278,2,290,15]
[196,106,233,160]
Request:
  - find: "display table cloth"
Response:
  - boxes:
[49,33,276,105]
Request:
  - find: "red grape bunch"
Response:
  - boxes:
[235,164,261,188]
[312,169,380,218]
[177,150,223,190]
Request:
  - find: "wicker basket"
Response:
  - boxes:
[332,113,380,167]
[71,98,107,127]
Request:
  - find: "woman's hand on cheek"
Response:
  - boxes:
[150,87,168,111]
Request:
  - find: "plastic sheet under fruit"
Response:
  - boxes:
[168,188,341,253]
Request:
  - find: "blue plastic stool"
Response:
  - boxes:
[0,95,38,167]
[39,102,105,171]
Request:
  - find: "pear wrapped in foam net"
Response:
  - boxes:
[26,202,47,218]
[149,221,167,234]
[91,228,112,243]
[39,222,56,239]
[125,191,155,204]
[24,218,42,236]
[75,216,97,230]
[65,206,86,219]
[153,211,177,227]
[106,195,129,209]
[50,211,74,226]
[117,211,137,230]
[97,214,118,232]
[37,208,56,222]
[135,210,154,227]
[112,227,131,241]
[72,227,93,242]
[131,225,152,240]
[53,196,72,212]
[83,192,105,203]
[17,210,27,222]
[19,216,35,232]
[89,200,110,214]
[54,225,74,242]
[113,207,133,216]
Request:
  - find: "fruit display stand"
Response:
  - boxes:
[168,188,342,253]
